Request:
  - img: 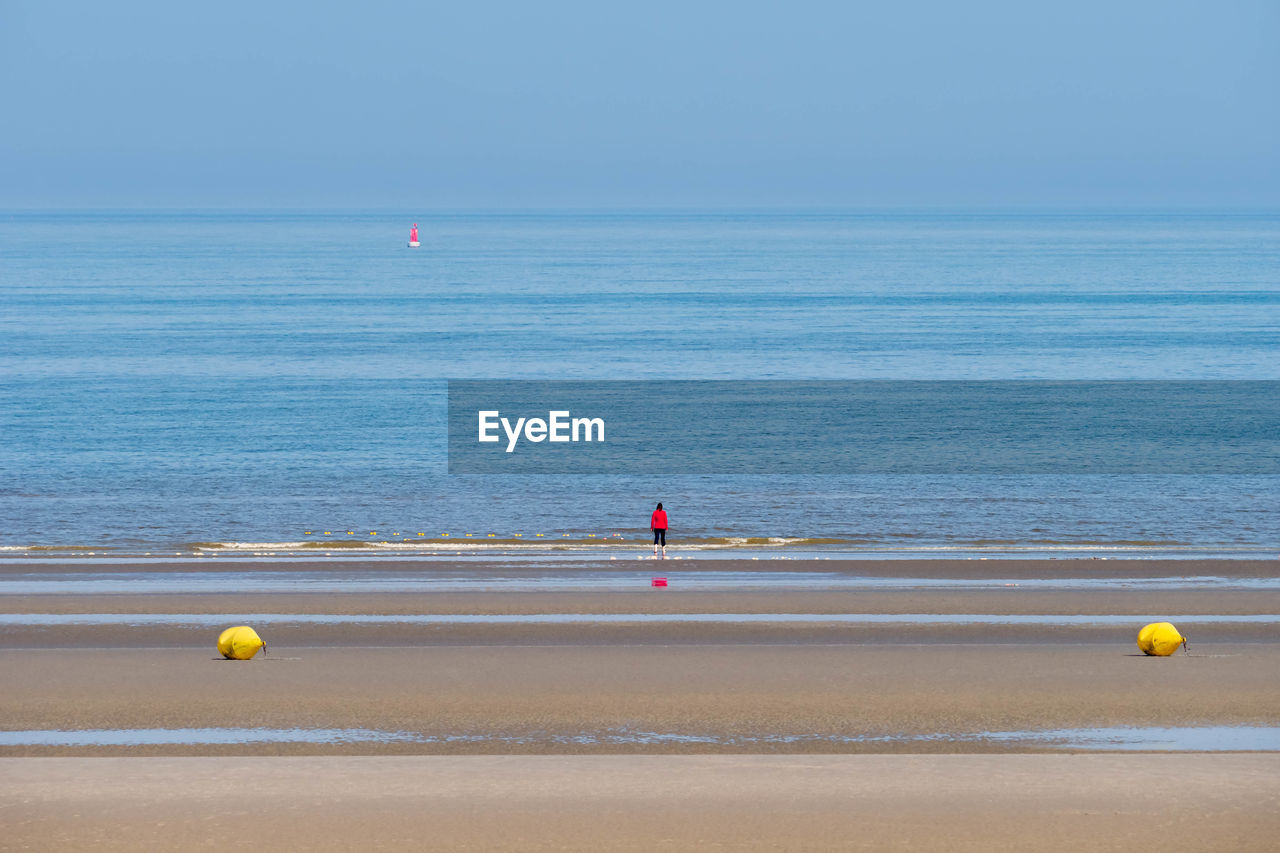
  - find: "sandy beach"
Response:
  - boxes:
[2,557,1278,847]
[2,643,1280,756]
[6,755,1280,851]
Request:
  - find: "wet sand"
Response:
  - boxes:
[3,557,1277,847]
[4,557,1277,649]
[3,557,1279,753]
[5,755,1279,851]
[2,644,1279,755]
[6,555,1279,578]
[7,586,1278,616]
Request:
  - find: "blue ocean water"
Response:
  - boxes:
[1,210,1277,555]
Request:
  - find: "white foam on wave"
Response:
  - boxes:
[196,540,635,552]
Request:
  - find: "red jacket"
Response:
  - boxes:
[651,509,668,529]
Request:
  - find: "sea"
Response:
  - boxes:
[1,210,1277,559]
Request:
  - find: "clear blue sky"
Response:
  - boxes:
[2,0,1276,208]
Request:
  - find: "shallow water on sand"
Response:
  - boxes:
[4,612,1278,626]
[4,570,1280,595]
[4,725,1278,751]
[0,728,419,746]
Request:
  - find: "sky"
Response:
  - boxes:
[1,0,1277,208]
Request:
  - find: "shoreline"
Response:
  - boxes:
[3,556,1279,577]
[4,541,1279,563]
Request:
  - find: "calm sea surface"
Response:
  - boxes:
[1,211,1277,555]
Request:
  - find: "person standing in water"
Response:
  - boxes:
[650,502,668,558]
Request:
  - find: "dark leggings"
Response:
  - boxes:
[653,528,666,546]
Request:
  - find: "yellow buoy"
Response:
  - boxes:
[217,626,266,660]
[1137,622,1187,656]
